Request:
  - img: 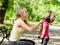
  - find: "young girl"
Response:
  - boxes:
[9,7,43,45]
[38,11,56,45]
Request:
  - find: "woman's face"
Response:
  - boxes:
[22,8,28,19]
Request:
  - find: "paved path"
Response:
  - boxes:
[0,26,60,45]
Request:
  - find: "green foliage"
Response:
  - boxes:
[4,0,60,25]
[5,0,14,19]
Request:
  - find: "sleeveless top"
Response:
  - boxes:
[43,21,49,38]
[9,23,25,41]
[39,20,49,38]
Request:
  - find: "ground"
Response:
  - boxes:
[0,28,60,45]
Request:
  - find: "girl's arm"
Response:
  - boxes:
[40,28,46,38]
[40,22,48,38]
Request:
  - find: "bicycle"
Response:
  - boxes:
[0,19,14,44]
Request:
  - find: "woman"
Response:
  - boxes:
[9,7,43,45]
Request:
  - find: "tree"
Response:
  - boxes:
[0,0,8,24]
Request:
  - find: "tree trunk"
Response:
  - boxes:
[0,0,8,24]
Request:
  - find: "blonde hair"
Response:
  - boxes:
[16,7,28,24]
[16,7,27,18]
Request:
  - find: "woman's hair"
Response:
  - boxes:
[16,7,26,18]
[16,7,28,24]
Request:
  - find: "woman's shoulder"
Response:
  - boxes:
[15,18,25,26]
[16,18,22,22]
[14,18,22,25]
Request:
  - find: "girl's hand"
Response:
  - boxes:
[38,36,41,39]
[40,36,43,38]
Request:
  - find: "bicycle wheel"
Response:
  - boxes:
[20,39,35,45]
[0,28,4,44]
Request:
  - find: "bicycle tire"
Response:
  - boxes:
[0,28,4,44]
[20,39,35,45]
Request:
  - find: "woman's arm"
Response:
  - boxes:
[24,20,31,26]
[30,20,43,31]
[19,19,44,32]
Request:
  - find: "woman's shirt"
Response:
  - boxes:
[9,20,25,41]
[43,20,49,38]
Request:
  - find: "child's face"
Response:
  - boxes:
[44,12,56,23]
[50,15,55,23]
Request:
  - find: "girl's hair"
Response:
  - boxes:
[43,11,53,23]
[16,7,26,18]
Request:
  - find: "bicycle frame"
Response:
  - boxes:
[0,19,15,44]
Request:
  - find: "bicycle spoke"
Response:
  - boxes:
[0,30,4,43]
[0,33,3,37]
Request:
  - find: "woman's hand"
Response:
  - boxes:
[39,20,44,24]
